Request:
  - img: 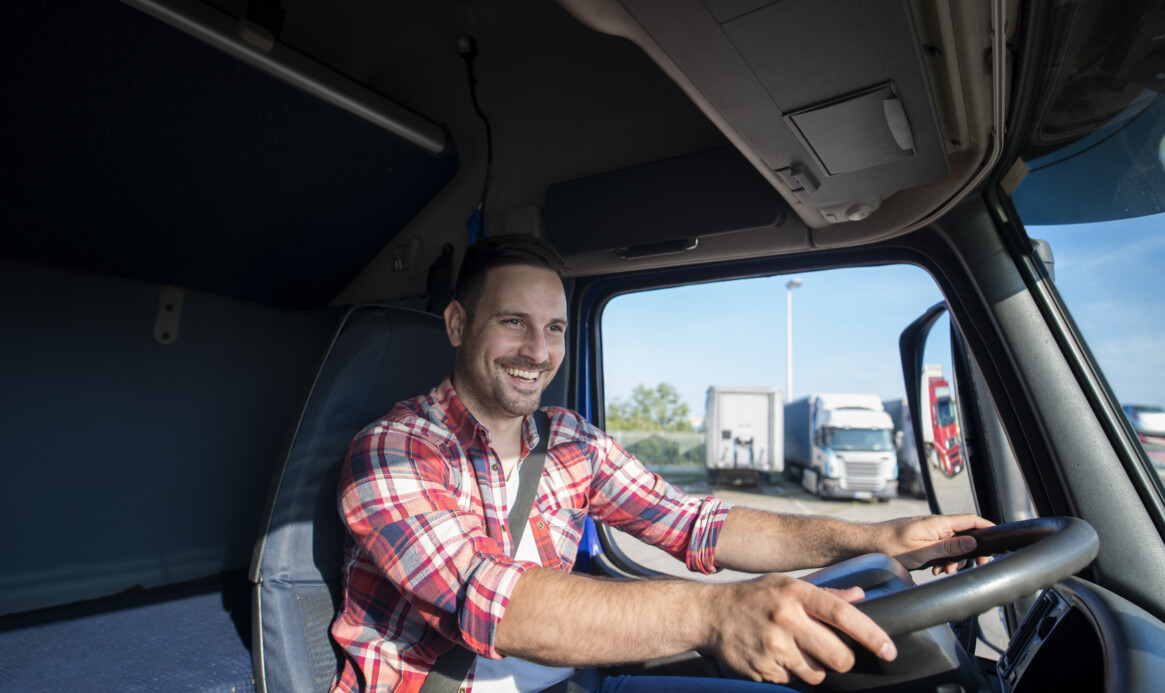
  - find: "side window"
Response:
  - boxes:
[1008,82,1165,493]
[1019,222,1165,491]
[599,265,969,579]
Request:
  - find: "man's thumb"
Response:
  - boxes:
[911,534,977,569]
[932,534,976,562]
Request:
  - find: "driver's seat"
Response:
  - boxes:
[248,306,455,693]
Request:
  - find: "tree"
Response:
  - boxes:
[606,382,692,431]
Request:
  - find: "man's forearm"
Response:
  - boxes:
[495,567,714,666]
[714,506,882,573]
[714,506,991,574]
[494,508,887,666]
[495,561,900,685]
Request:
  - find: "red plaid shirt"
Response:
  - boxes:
[330,377,729,693]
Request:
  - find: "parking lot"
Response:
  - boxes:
[609,469,939,582]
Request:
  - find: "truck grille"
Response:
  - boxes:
[841,460,886,491]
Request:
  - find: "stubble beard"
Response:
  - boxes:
[491,377,542,418]
[455,348,551,422]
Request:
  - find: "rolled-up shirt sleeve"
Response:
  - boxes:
[339,421,534,658]
[582,423,731,575]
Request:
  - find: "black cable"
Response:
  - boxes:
[457,35,493,240]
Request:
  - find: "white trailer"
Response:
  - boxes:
[705,386,783,486]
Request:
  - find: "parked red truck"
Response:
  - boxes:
[921,364,964,477]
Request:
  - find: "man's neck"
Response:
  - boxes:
[485,415,525,450]
[451,377,527,455]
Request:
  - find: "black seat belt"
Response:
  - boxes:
[419,409,551,693]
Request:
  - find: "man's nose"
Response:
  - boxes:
[518,328,549,363]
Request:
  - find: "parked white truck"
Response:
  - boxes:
[705,385,783,486]
[784,394,898,500]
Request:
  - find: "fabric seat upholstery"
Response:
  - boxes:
[249,306,455,693]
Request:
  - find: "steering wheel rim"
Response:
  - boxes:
[855,517,1099,636]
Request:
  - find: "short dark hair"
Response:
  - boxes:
[453,235,569,316]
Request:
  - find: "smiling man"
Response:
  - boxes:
[331,235,991,693]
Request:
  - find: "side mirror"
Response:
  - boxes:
[899,302,975,516]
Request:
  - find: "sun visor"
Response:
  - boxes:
[617,0,950,220]
[546,147,788,257]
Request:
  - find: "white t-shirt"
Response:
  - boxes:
[470,459,575,693]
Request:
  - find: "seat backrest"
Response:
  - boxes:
[249,306,455,693]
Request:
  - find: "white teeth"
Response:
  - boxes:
[505,367,538,380]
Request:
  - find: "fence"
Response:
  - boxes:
[607,429,706,466]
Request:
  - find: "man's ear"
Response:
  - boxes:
[444,299,466,347]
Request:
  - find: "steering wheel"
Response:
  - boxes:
[852,517,1099,636]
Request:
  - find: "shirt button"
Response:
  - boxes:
[491,463,499,471]
[536,522,545,529]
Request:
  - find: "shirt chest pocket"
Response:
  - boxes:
[540,505,587,562]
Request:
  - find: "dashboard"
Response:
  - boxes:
[1001,578,1165,692]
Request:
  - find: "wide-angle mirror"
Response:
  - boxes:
[900,303,976,517]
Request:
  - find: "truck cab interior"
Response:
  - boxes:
[3,1,1165,692]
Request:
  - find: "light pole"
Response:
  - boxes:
[786,279,802,403]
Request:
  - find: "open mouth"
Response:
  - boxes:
[504,366,540,384]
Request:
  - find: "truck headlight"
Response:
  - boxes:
[824,453,841,478]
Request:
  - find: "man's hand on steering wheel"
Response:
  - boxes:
[707,574,899,686]
[875,514,996,575]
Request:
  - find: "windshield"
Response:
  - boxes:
[825,428,894,452]
[935,401,957,427]
[1010,0,1165,486]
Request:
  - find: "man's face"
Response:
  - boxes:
[446,264,568,428]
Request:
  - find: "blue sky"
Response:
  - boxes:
[1031,216,1165,405]
[601,214,1165,417]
